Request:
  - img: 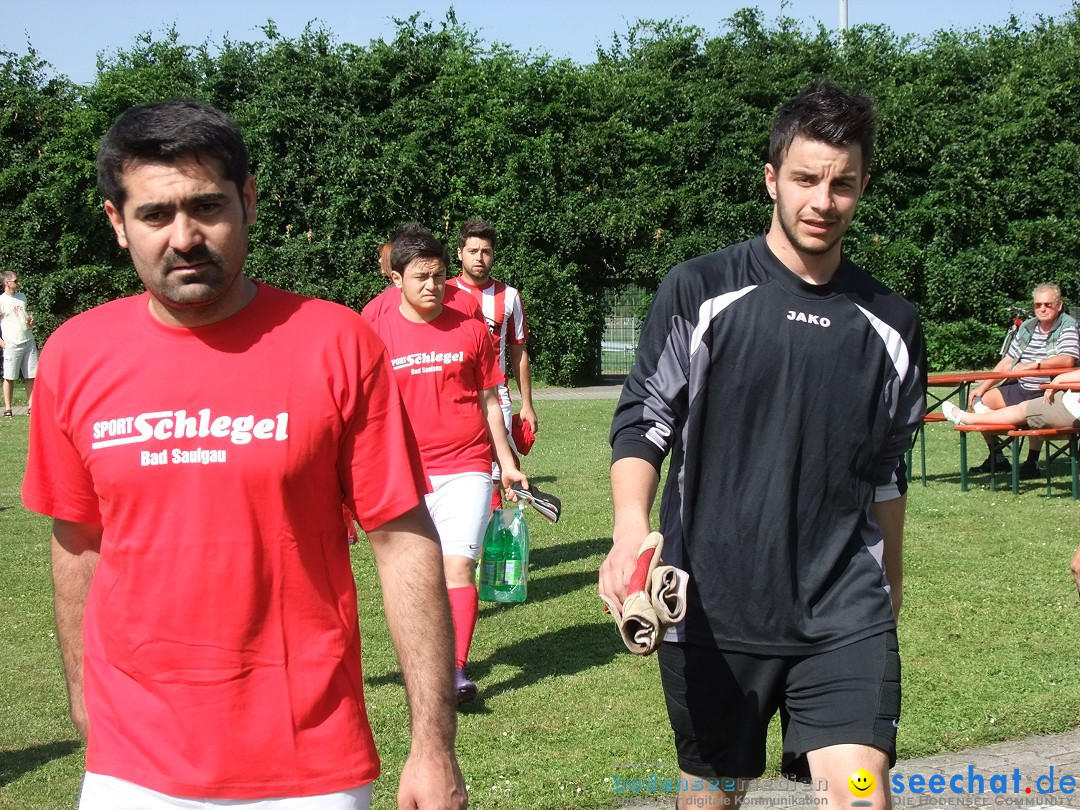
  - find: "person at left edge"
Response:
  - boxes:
[21,100,466,810]
[0,270,37,417]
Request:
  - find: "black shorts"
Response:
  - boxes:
[998,380,1041,408]
[658,630,900,783]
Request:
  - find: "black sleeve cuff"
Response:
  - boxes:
[611,432,666,474]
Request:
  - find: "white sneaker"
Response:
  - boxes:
[942,401,965,425]
[972,397,991,414]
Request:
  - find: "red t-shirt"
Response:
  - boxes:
[22,283,427,799]
[369,306,502,476]
[361,282,482,324]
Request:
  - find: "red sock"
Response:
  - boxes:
[447,586,479,669]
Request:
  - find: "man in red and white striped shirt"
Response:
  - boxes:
[447,219,537,502]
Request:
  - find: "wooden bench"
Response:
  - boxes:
[953,424,1080,498]
[920,371,1065,488]
[1006,427,1080,499]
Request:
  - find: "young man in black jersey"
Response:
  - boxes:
[601,80,927,810]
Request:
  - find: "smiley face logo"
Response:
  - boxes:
[848,769,876,798]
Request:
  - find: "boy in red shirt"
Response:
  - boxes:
[370,224,528,705]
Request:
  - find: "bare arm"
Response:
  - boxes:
[368,505,467,810]
[1070,544,1080,595]
[1052,369,1080,385]
[480,386,528,494]
[1009,353,1076,375]
[1039,353,1077,370]
[508,343,537,434]
[969,356,1014,404]
[1043,368,1080,403]
[870,494,907,620]
[599,457,660,612]
[51,519,103,741]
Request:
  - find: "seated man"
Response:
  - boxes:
[966,283,1079,479]
[944,368,1080,433]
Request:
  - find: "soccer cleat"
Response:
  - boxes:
[454,668,477,706]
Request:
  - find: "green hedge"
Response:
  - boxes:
[3,9,1079,381]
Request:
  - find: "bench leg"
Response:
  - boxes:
[989,436,1010,492]
[1010,436,1022,496]
[1042,440,1056,498]
[959,431,969,492]
[1072,435,1079,501]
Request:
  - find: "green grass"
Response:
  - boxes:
[2,401,1080,809]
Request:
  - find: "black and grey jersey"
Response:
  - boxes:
[610,236,927,655]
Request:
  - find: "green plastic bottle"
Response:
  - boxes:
[502,523,522,590]
[479,504,528,603]
[479,515,508,601]
[498,503,528,602]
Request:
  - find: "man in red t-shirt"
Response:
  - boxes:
[447,219,536,509]
[21,102,465,810]
[369,224,528,705]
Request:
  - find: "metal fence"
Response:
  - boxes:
[601,287,645,376]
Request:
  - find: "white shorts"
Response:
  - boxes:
[2,338,37,381]
[425,472,492,560]
[79,773,372,809]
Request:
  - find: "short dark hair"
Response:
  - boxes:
[97,100,250,211]
[378,222,431,280]
[390,221,431,242]
[390,222,450,274]
[768,79,876,174]
[457,218,497,251]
